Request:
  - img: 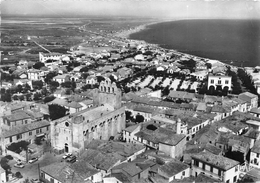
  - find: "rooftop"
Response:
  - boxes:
[191,151,239,171]
[5,110,32,122]
[159,160,189,177]
[1,120,50,138]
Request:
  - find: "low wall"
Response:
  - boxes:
[6,150,26,162]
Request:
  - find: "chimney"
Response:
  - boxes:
[176,118,182,134]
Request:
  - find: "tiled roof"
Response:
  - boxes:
[191,151,239,171]
[124,124,140,133]
[159,160,189,177]
[204,143,222,155]
[1,120,50,138]
[5,110,32,122]
[41,161,98,182]
[135,124,185,146]
[53,74,69,79]
[250,108,260,114]
[85,140,145,159]
[80,149,121,171]
[66,101,83,109]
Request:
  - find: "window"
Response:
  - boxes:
[194,160,199,166]
[226,180,230,183]
[211,79,214,84]
[218,80,221,84]
[9,136,12,143]
[41,173,44,178]
[50,178,54,183]
[202,163,205,170]
[182,171,185,176]
[235,166,238,172]
[257,153,259,158]
[25,120,27,124]
[225,80,229,84]
[16,134,22,140]
[210,166,213,172]
[29,132,32,136]
[233,176,237,182]
[40,128,42,133]
[218,169,222,176]
[46,126,49,131]
[36,129,39,134]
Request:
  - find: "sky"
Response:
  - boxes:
[1,0,260,19]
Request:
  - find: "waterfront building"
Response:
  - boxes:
[207,74,232,91]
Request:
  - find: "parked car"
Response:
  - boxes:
[28,157,38,164]
[66,155,77,163]
[62,153,72,159]
[31,178,43,183]
[14,163,24,168]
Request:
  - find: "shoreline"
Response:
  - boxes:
[114,19,259,69]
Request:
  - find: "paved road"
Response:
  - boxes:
[10,151,64,182]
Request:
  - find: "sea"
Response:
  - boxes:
[129,19,260,67]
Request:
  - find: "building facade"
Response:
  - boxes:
[207,75,232,91]
[50,81,126,155]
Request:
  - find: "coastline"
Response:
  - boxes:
[115,19,259,69]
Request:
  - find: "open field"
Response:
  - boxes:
[1,16,154,65]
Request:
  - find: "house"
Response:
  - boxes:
[27,69,42,81]
[108,160,154,182]
[1,82,12,89]
[12,69,27,79]
[123,124,141,143]
[117,67,133,79]
[0,120,50,155]
[53,74,70,84]
[133,123,186,159]
[40,161,102,183]
[86,76,97,85]
[191,151,240,183]
[207,74,232,91]
[250,139,260,169]
[238,92,258,111]
[250,108,260,118]
[158,159,190,182]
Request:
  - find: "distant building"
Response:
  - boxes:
[39,52,63,62]
[53,74,70,84]
[207,74,232,91]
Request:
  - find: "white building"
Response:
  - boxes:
[0,167,6,183]
[39,52,63,62]
[207,75,232,91]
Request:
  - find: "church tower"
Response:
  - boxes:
[93,80,122,109]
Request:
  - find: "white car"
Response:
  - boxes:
[14,162,24,168]
[28,157,38,164]
[62,153,72,159]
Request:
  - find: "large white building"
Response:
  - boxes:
[208,74,232,91]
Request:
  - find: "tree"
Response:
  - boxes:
[96,76,105,83]
[49,81,60,88]
[1,93,12,102]
[0,157,10,172]
[33,62,45,69]
[33,92,42,101]
[125,111,133,121]
[43,95,55,103]
[41,87,48,96]
[44,72,58,83]
[23,83,31,92]
[19,95,25,101]
[49,104,68,120]
[135,114,145,123]
[34,137,42,145]
[109,75,116,83]
[17,84,23,93]
[32,80,43,90]
[15,171,23,178]
[25,93,32,101]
